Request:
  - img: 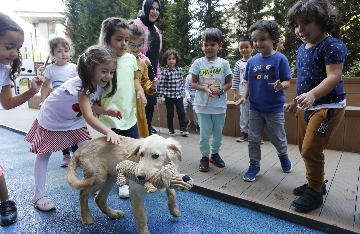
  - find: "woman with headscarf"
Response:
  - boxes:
[134,0,162,136]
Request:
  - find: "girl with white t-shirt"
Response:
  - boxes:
[39,37,78,167]
[0,12,45,226]
[25,45,123,212]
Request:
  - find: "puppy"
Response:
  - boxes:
[66,134,182,234]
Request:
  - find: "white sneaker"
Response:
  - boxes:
[60,154,71,167]
[118,185,129,199]
[180,131,189,137]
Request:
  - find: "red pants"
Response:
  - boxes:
[296,107,345,192]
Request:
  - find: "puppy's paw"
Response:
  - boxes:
[169,207,181,217]
[108,210,125,219]
[82,215,94,225]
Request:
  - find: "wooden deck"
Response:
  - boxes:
[0,108,359,234]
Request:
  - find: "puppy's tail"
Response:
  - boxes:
[66,150,96,190]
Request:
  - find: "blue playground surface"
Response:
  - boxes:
[0,127,324,234]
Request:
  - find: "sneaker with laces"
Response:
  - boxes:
[118,185,130,199]
[185,119,191,131]
[278,154,292,172]
[209,153,225,168]
[169,129,176,137]
[243,164,260,182]
[60,154,71,167]
[293,180,328,196]
[236,132,248,142]
[0,200,17,226]
[199,156,209,172]
[180,130,189,137]
[291,187,323,212]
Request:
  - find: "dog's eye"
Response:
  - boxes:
[152,154,159,159]
[140,152,144,157]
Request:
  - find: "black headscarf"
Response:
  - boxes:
[139,0,162,27]
[138,0,161,104]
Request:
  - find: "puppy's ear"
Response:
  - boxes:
[127,145,141,159]
[168,143,182,162]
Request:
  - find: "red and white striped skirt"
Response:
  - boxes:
[25,119,92,154]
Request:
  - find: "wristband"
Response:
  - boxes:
[218,88,225,98]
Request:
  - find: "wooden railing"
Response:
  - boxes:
[28,78,360,153]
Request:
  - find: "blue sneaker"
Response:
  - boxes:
[243,165,260,182]
[279,154,292,173]
[199,156,209,172]
[210,153,225,168]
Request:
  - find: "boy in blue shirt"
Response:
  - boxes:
[237,20,292,181]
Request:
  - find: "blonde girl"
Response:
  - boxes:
[128,20,158,138]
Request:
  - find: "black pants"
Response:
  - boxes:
[165,97,186,131]
[145,104,155,135]
[62,144,78,155]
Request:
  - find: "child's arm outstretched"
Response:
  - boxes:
[78,92,122,144]
[0,76,44,110]
[134,72,147,106]
[39,78,51,108]
[236,83,249,108]
[268,80,290,92]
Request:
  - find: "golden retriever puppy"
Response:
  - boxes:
[66,134,183,234]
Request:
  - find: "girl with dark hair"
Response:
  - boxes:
[134,0,162,135]
[0,12,45,226]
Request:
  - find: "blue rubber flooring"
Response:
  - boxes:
[0,127,325,234]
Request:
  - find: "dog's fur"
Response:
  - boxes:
[66,134,182,234]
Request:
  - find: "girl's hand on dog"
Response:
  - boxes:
[107,131,122,144]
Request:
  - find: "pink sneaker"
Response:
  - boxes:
[60,154,71,167]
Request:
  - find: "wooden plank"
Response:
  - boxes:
[221,142,279,195]
[239,144,296,201]
[263,147,305,208]
[320,151,360,229]
[1,108,360,233]
[344,116,360,153]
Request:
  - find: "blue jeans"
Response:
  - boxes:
[248,110,287,167]
[197,113,226,157]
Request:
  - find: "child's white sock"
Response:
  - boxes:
[33,152,51,202]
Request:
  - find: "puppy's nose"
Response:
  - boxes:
[137,174,146,181]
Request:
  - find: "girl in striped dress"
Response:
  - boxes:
[25,45,123,212]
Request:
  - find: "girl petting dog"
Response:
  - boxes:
[0,12,45,226]
[25,45,123,212]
